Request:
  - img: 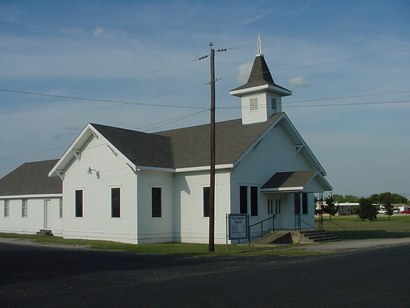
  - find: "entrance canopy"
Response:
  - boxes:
[260,170,332,193]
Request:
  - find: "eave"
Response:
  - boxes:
[229,84,292,97]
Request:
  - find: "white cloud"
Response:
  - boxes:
[235,62,252,83]
[93,26,104,36]
[289,76,311,86]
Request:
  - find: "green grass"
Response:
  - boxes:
[0,232,316,257]
[317,214,410,240]
[1,215,408,256]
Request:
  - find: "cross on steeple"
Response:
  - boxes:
[256,33,263,56]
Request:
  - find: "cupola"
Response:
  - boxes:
[229,34,292,124]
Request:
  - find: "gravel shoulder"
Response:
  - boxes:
[0,237,89,249]
[302,237,410,253]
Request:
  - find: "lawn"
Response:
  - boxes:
[317,214,410,240]
[1,215,409,256]
[0,232,315,257]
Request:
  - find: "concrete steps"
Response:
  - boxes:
[300,230,340,243]
[251,230,341,245]
[36,229,53,236]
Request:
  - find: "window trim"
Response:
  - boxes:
[250,186,258,216]
[271,97,277,110]
[275,199,281,215]
[4,200,9,217]
[302,193,308,215]
[22,199,28,217]
[59,198,63,218]
[203,186,210,217]
[75,189,83,218]
[111,187,121,218]
[267,199,273,215]
[294,192,301,215]
[249,97,258,111]
[151,186,162,218]
[239,186,248,214]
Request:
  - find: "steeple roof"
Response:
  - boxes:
[231,55,290,94]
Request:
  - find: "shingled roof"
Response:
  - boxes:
[261,170,317,190]
[0,159,61,196]
[89,113,283,170]
[91,112,283,169]
[157,113,283,168]
[91,124,174,169]
[230,55,291,94]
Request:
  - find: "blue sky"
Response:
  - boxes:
[1,0,409,198]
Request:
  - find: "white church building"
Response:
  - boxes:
[0,48,332,244]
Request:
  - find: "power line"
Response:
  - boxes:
[284,90,410,104]
[0,88,207,110]
[0,108,209,167]
[284,100,410,108]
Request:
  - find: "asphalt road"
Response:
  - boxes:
[0,242,409,307]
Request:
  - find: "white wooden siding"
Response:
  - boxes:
[136,170,175,243]
[231,123,312,233]
[241,92,282,124]
[62,135,138,244]
[0,197,62,235]
[174,170,231,244]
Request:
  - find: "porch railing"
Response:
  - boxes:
[248,215,276,242]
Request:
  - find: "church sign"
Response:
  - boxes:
[228,214,248,240]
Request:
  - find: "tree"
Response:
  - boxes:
[344,195,360,203]
[332,194,345,203]
[321,196,339,220]
[357,197,378,221]
[369,192,408,205]
[377,192,394,220]
[384,199,394,221]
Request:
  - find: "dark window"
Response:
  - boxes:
[240,186,248,214]
[271,97,277,110]
[302,193,308,214]
[111,188,121,218]
[275,199,281,214]
[203,187,210,217]
[75,190,83,217]
[267,199,273,215]
[250,186,258,216]
[294,192,301,215]
[152,187,162,218]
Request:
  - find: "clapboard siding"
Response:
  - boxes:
[0,197,62,235]
[62,135,138,244]
[174,170,231,244]
[231,123,311,231]
[136,170,175,243]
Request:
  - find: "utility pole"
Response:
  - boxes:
[199,42,226,253]
[209,42,216,252]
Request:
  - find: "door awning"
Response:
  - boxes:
[260,170,332,193]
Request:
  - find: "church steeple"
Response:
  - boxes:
[230,35,292,125]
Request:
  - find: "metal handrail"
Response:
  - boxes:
[300,217,321,231]
[322,218,346,231]
[248,215,276,240]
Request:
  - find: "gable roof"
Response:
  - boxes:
[230,55,291,95]
[0,159,61,196]
[50,110,328,176]
[260,170,332,192]
[157,113,283,169]
[91,124,174,169]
